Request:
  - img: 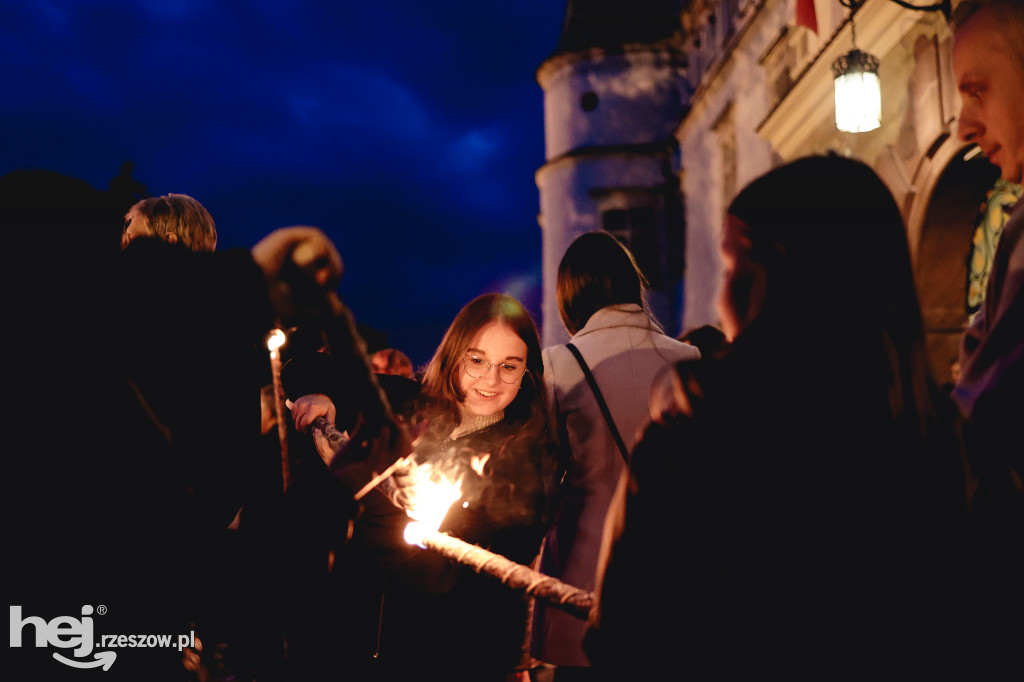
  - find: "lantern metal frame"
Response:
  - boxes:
[830,0,949,133]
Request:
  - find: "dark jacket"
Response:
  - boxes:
[282,352,558,681]
[358,420,555,680]
[586,314,968,677]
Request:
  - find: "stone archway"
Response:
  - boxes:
[913,147,1001,386]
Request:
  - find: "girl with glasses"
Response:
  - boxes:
[288,293,558,681]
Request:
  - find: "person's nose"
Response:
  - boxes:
[481,363,502,386]
[956,105,982,144]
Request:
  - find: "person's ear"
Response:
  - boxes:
[165,233,178,245]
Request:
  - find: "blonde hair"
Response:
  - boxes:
[130,194,217,252]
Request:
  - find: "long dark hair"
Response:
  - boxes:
[417,293,550,442]
[727,153,936,434]
[557,231,651,335]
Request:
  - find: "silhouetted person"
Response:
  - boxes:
[678,323,729,361]
[4,168,344,681]
[371,347,416,378]
[950,0,1024,543]
[947,1,1024,663]
[108,159,148,204]
[586,155,967,678]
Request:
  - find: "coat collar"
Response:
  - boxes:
[572,304,664,339]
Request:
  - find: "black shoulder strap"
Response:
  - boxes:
[565,343,630,464]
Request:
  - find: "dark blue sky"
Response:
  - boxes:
[2,1,566,366]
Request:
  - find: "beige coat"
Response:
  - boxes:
[530,304,700,666]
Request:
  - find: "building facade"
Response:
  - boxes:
[535,0,690,346]
[678,0,1010,385]
[538,0,1016,384]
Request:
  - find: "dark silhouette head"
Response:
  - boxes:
[557,230,650,335]
[725,154,934,427]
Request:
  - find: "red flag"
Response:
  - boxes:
[796,0,818,33]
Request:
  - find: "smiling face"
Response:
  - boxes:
[458,320,527,417]
[953,7,1024,183]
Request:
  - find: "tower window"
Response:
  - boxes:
[601,207,664,289]
[581,91,599,112]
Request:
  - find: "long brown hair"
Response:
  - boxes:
[417,293,550,442]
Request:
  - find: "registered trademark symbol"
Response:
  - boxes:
[97,605,107,615]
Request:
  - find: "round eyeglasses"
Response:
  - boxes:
[462,354,529,384]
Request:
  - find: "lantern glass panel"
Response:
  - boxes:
[834,70,881,133]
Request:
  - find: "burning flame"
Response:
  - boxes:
[401,460,464,548]
[266,328,286,353]
[470,453,490,477]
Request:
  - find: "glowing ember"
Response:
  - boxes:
[470,453,490,477]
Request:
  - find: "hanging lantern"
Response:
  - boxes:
[832,48,881,133]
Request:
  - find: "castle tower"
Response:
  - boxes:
[536,0,689,346]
